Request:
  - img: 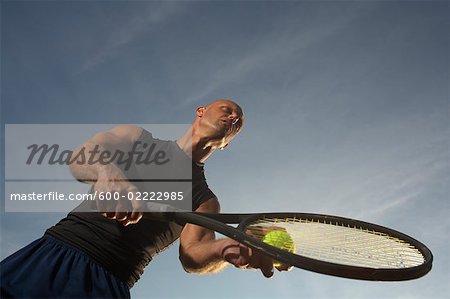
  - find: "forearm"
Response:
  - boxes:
[69,141,125,183]
[180,238,231,274]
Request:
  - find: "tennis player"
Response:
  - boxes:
[1,99,285,298]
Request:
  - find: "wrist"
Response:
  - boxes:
[97,163,126,181]
[216,238,240,260]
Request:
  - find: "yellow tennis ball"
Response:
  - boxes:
[262,230,295,267]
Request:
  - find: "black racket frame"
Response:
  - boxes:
[152,211,432,281]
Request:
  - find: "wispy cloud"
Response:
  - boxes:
[82,2,186,70]
[182,4,375,105]
[350,146,449,220]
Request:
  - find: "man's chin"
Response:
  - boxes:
[201,125,228,140]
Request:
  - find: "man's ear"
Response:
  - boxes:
[219,143,229,150]
[196,106,206,117]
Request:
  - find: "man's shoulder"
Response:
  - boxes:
[109,125,143,141]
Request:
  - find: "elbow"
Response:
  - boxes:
[68,157,84,182]
[179,252,203,273]
[178,244,225,274]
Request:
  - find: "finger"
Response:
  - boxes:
[127,211,143,225]
[248,250,274,278]
[129,195,146,213]
[102,196,117,217]
[105,212,116,219]
[115,196,132,221]
[222,243,250,268]
[95,190,107,212]
[120,212,132,226]
[259,256,275,278]
[121,212,137,226]
[115,211,128,221]
[224,250,247,268]
[260,266,274,278]
[96,200,107,213]
[235,244,251,268]
[115,200,129,221]
[126,188,144,225]
[246,246,252,258]
[275,263,294,272]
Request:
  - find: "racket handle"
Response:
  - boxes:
[142,203,182,222]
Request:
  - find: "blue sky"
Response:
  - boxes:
[1,1,449,298]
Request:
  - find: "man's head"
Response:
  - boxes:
[194,99,244,149]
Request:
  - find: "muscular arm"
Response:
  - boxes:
[179,198,274,277]
[69,124,143,183]
[69,124,144,224]
[179,198,228,273]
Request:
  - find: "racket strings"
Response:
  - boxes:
[289,218,422,267]
[245,217,425,269]
[289,219,423,268]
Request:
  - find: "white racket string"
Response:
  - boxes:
[245,217,425,269]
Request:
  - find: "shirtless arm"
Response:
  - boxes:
[178,198,275,278]
[69,124,144,225]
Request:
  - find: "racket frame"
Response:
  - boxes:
[153,211,433,281]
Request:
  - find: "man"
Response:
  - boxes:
[1,99,285,298]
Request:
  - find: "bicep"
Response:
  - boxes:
[90,125,142,152]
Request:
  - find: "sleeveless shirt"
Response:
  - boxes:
[46,129,216,286]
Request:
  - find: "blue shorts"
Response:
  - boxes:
[1,234,130,298]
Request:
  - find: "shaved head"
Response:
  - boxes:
[205,99,243,117]
[193,99,244,149]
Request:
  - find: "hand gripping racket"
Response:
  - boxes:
[148,210,432,281]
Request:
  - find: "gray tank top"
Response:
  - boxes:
[46,129,216,286]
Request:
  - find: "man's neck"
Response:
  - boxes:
[176,127,216,164]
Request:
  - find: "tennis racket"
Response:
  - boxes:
[148,210,432,281]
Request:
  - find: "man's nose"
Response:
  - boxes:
[228,114,239,124]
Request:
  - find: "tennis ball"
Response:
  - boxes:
[262,230,295,267]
